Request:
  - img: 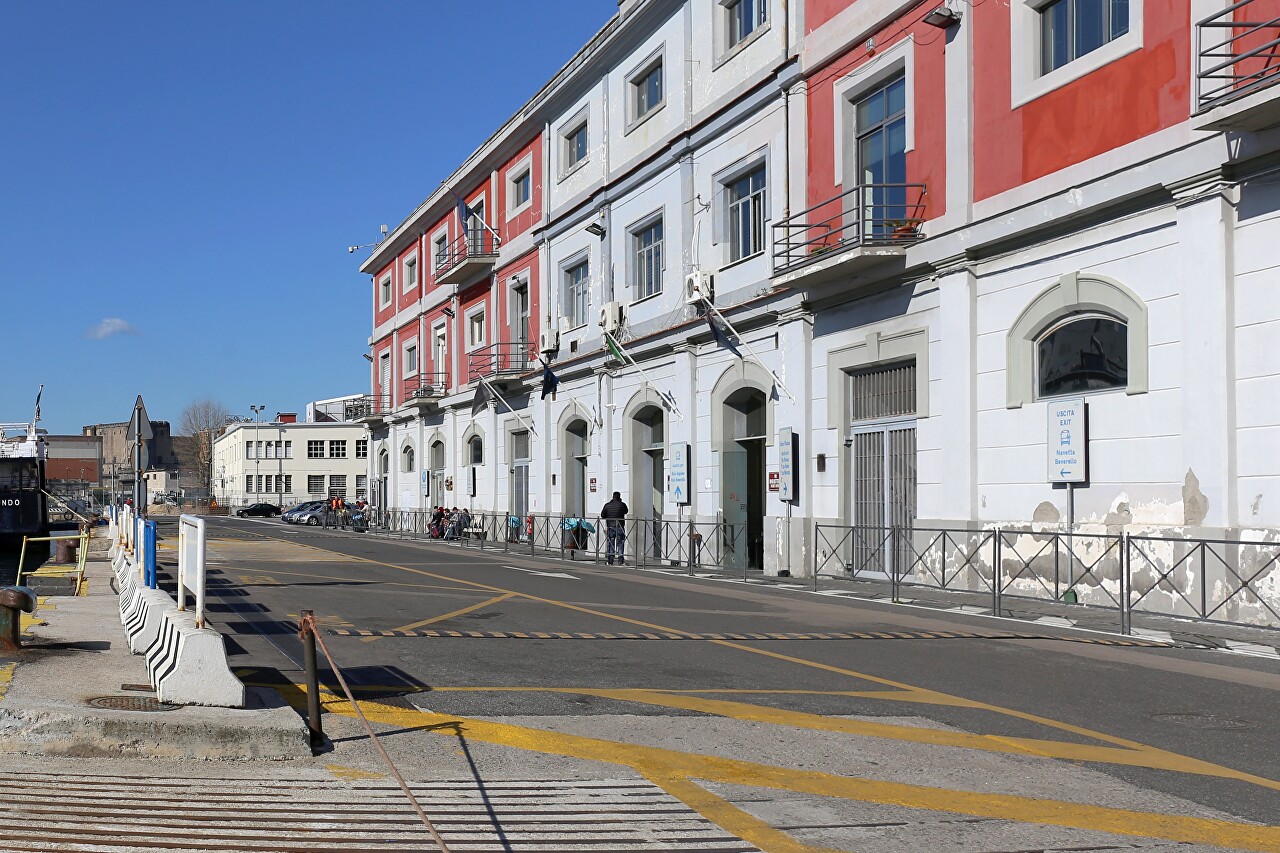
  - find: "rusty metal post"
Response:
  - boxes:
[299,610,324,750]
[0,588,36,654]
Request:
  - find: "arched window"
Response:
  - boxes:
[468,435,484,466]
[378,450,389,476]
[1036,314,1128,399]
[401,445,415,473]
[1006,272,1148,408]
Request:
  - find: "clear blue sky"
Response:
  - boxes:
[0,0,615,435]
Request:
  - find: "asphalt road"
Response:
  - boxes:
[162,516,1280,852]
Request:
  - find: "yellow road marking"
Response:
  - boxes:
[241,532,1280,844]
[325,763,387,781]
[361,592,517,644]
[646,773,846,853]
[255,534,1280,789]
[237,574,281,585]
[309,693,1280,852]
[0,663,15,701]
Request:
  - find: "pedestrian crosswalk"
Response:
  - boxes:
[0,772,759,852]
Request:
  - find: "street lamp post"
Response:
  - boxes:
[250,405,265,506]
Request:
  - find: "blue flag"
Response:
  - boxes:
[540,363,560,400]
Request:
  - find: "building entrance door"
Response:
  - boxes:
[847,360,917,575]
[511,430,531,525]
[631,406,665,560]
[721,389,766,571]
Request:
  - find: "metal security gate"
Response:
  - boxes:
[848,361,917,576]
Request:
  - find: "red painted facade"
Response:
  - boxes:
[805,0,1195,215]
[368,132,544,408]
[803,5,947,221]
[972,0,1190,200]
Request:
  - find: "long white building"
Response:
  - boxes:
[212,412,369,508]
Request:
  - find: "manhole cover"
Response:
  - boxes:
[1151,712,1256,730]
[87,696,181,712]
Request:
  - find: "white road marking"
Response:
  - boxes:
[504,565,578,579]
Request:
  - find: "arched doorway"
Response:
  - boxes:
[630,405,664,560]
[721,388,766,571]
[430,440,446,504]
[563,419,589,517]
[377,449,389,509]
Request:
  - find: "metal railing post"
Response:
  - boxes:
[992,527,1002,616]
[1200,543,1208,620]
[1120,533,1131,635]
[300,610,324,750]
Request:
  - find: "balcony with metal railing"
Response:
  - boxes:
[1196,0,1280,129]
[771,183,926,289]
[468,342,537,382]
[435,229,500,285]
[401,373,451,409]
[344,393,391,426]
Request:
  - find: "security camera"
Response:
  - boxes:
[348,246,358,253]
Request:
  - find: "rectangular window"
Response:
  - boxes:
[284,441,292,459]
[265,441,275,459]
[379,276,392,307]
[856,76,909,240]
[563,261,589,328]
[1040,0,1128,74]
[329,474,347,498]
[245,441,254,460]
[356,474,368,500]
[633,218,664,299]
[564,122,588,172]
[244,475,252,492]
[433,234,448,270]
[727,166,767,262]
[468,310,486,348]
[405,343,418,374]
[511,169,531,209]
[727,0,766,49]
[356,439,368,459]
[631,61,663,123]
[308,474,325,495]
[307,440,324,459]
[329,440,347,459]
[283,475,292,494]
[404,257,418,291]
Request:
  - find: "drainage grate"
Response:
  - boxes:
[88,696,181,712]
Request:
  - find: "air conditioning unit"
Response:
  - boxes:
[685,270,714,305]
[599,301,625,334]
[539,329,560,354]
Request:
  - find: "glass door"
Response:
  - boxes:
[855,76,908,241]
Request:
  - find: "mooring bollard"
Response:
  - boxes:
[299,610,324,749]
[0,587,37,653]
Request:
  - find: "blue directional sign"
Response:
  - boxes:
[669,443,690,505]
[1047,399,1087,483]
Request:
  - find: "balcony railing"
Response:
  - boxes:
[772,183,927,274]
[435,229,500,284]
[344,393,391,422]
[402,373,450,405]
[1197,0,1280,113]
[468,342,536,381]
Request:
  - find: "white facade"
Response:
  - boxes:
[213,421,370,508]
[360,0,1280,584]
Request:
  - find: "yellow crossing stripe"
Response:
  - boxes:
[328,627,1167,646]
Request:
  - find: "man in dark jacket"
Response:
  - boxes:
[600,492,628,565]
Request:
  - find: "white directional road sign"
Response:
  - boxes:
[777,428,797,502]
[669,443,690,505]
[1047,398,1087,483]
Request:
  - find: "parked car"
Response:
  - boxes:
[292,504,330,526]
[236,503,281,518]
[282,501,325,524]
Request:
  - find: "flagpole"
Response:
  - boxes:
[701,303,797,403]
[475,375,539,437]
[603,330,685,422]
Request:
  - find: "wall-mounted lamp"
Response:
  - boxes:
[442,306,456,318]
[923,5,961,28]
[362,353,374,363]
[585,222,606,237]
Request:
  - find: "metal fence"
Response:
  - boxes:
[814,524,1280,634]
[365,510,754,576]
